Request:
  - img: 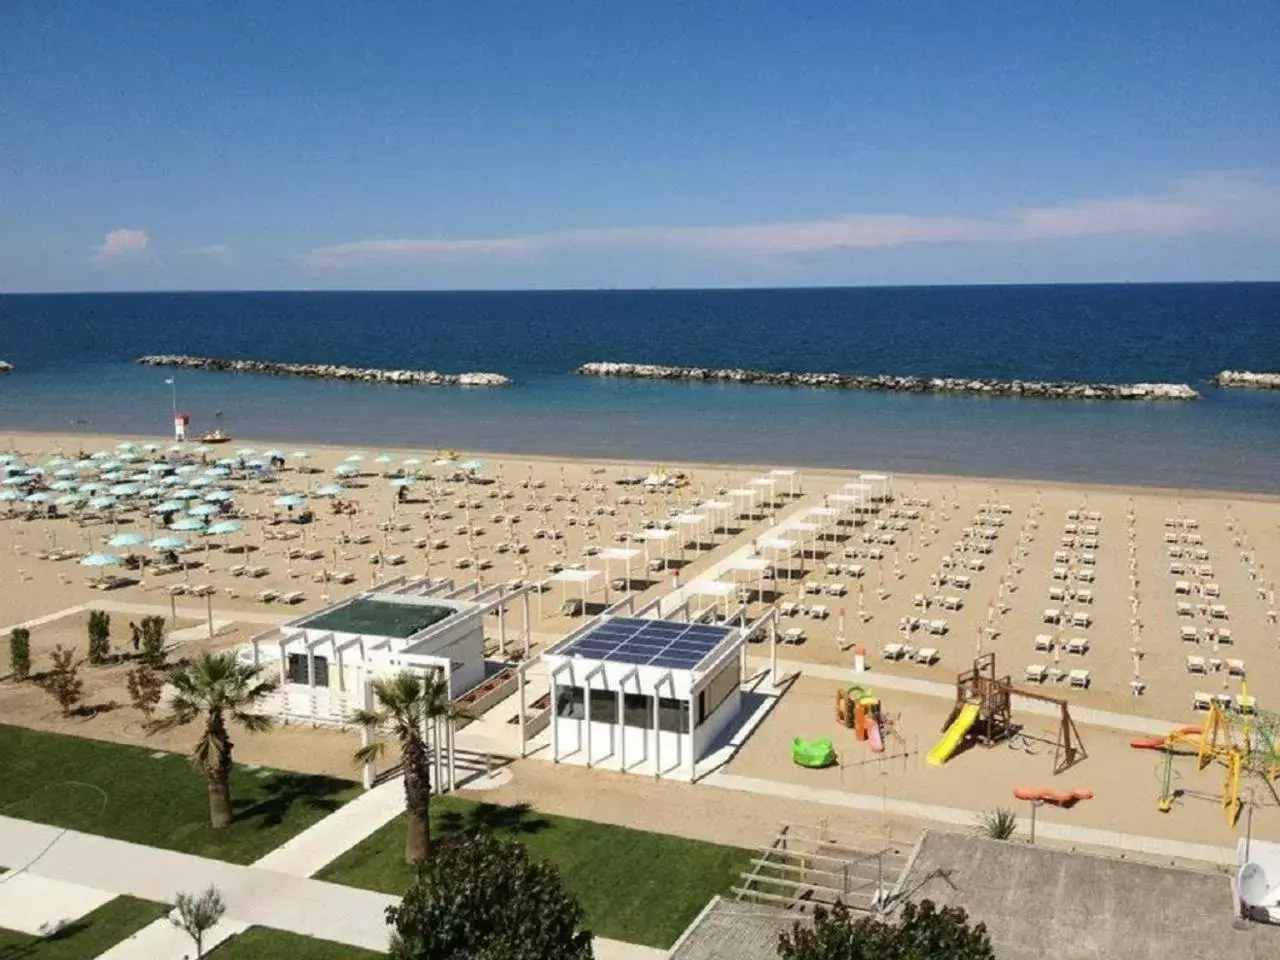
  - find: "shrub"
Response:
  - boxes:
[39,644,84,716]
[127,664,166,720]
[779,899,994,960]
[87,610,111,665]
[140,615,167,668]
[976,807,1019,841]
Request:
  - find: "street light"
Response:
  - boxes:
[165,376,177,420]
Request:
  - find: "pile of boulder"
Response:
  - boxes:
[137,355,511,387]
[1212,370,1280,389]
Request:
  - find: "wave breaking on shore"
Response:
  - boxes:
[576,361,1199,400]
[137,355,511,386]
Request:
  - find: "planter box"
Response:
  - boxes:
[455,667,518,717]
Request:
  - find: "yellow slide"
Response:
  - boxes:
[926,702,979,767]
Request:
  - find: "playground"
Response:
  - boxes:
[726,669,1280,847]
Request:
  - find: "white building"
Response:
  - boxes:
[243,576,533,726]
[539,611,748,780]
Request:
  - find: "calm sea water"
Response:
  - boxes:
[1,285,1278,491]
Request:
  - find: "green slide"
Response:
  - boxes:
[791,736,837,768]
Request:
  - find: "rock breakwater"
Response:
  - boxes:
[138,355,511,387]
[0,361,12,373]
[576,362,1199,400]
[1212,370,1280,390]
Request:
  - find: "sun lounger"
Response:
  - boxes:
[1186,655,1207,674]
[911,593,928,608]
[782,627,806,644]
[1192,691,1213,711]
[255,590,278,603]
[1176,601,1193,617]
[1034,634,1053,652]
[780,601,799,616]
[1227,658,1246,677]
[940,595,963,611]
[883,643,906,660]
[1070,611,1091,628]
[1064,637,1089,655]
[1048,586,1065,602]
[1203,582,1220,597]
[167,583,188,596]
[1024,664,1048,683]
[926,619,948,635]
[1211,604,1228,619]
[809,604,830,620]
[247,565,268,578]
[1236,694,1257,714]
[913,647,939,665]
[1074,588,1093,604]
[1068,669,1091,689]
[278,590,304,605]
[1214,628,1232,644]
[1074,569,1094,583]
[1043,608,1061,624]
[950,575,971,589]
[1181,625,1200,642]
[824,582,846,597]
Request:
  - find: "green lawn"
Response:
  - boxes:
[209,927,382,959]
[318,796,753,949]
[0,724,359,864]
[0,896,166,959]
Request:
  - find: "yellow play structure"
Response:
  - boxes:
[1131,688,1280,826]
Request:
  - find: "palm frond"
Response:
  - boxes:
[353,740,388,766]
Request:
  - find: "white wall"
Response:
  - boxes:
[690,687,742,760]
[552,713,688,776]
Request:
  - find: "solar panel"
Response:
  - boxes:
[560,615,735,671]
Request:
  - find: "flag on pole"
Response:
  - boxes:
[164,378,174,385]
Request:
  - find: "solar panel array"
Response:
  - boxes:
[561,617,734,671]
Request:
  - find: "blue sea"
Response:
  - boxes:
[1,285,1278,492]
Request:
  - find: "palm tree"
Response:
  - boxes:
[352,670,454,863]
[151,651,278,829]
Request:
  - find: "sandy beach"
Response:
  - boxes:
[2,428,1277,852]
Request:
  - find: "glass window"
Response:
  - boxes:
[556,685,585,719]
[622,693,652,728]
[286,653,309,685]
[587,688,619,723]
[697,660,741,725]
[657,696,689,734]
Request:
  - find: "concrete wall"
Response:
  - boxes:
[690,687,742,761]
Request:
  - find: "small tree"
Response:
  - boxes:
[87,610,111,666]
[126,664,165,720]
[976,807,1018,841]
[9,627,31,681]
[140,615,167,668]
[39,645,84,716]
[779,899,994,960]
[170,885,226,959]
[386,829,594,960]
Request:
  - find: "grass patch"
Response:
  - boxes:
[0,895,166,959]
[318,796,752,949]
[0,724,358,864]
[209,927,382,959]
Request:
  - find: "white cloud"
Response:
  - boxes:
[299,171,1280,269]
[90,228,150,264]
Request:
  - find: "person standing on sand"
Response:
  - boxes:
[129,621,140,652]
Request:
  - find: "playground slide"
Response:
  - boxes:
[926,702,980,767]
[1013,785,1094,805]
[866,718,884,754]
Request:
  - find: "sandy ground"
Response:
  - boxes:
[2,429,1278,856]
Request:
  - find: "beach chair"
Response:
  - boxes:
[1070,611,1091,629]
[782,627,806,644]
[1180,625,1200,643]
[1034,634,1053,652]
[1192,691,1213,711]
[1043,608,1061,624]
[1024,664,1048,684]
[926,619,948,635]
[883,643,906,660]
[809,604,830,620]
[824,582,847,597]
[1064,637,1089,655]
[1203,582,1220,597]
[1211,604,1229,620]
[254,590,278,604]
[1074,589,1093,604]
[1067,669,1091,689]
[1235,694,1257,715]
[1168,562,1186,575]
[278,590,304,605]
[1048,586,1065,602]
[1215,628,1233,645]
[1186,656,1207,674]
[780,601,799,617]
[1176,601,1193,617]
[1227,659,1246,677]
[913,647,939,665]
[167,583,188,596]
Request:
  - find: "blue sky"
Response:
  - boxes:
[2,1,1278,291]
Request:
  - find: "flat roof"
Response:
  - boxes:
[300,598,455,638]
[559,616,735,671]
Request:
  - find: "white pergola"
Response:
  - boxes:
[727,488,758,518]
[701,500,734,534]
[637,528,674,569]
[592,547,639,598]
[542,568,600,617]
[669,513,708,556]
[768,468,801,498]
[729,556,774,603]
[858,473,893,501]
[781,520,821,559]
[685,578,737,618]
[748,476,779,510]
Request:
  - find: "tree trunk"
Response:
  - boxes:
[402,735,432,863]
[207,772,233,829]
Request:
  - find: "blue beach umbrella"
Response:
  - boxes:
[176,464,199,475]
[169,517,207,532]
[3,474,32,486]
[153,500,186,513]
[89,450,111,460]
[0,489,21,501]
[109,483,140,497]
[56,493,86,507]
[171,488,201,499]
[188,503,219,517]
[54,468,78,479]
[333,464,359,477]
[89,496,118,510]
[139,486,165,498]
[203,490,234,502]
[206,519,243,536]
[314,484,347,497]
[390,477,414,488]
[80,553,122,568]
[149,536,187,550]
[50,479,79,491]
[24,491,53,503]
[204,467,230,478]
[273,494,306,508]
[109,532,146,548]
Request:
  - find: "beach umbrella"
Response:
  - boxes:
[74,459,96,471]
[98,460,122,472]
[2,474,33,486]
[168,444,185,454]
[50,479,79,491]
[127,471,152,481]
[274,494,306,508]
[206,519,243,536]
[24,491,53,503]
[0,489,20,501]
[153,500,186,513]
[315,484,347,497]
[45,457,71,468]
[169,517,207,532]
[390,477,414,488]
[139,486,165,498]
[203,490,234,502]
[188,476,214,488]
[99,471,126,483]
[333,464,359,477]
[118,450,143,463]
[214,457,237,467]
[89,450,111,460]
[264,449,284,459]
[188,501,219,515]
[204,467,230,478]
[375,453,395,464]
[147,462,171,474]
[176,464,200,475]
[194,444,213,454]
[56,493,86,507]
[149,536,187,550]
[160,475,185,487]
[142,443,160,453]
[236,447,258,458]
[109,483,140,497]
[80,553,122,568]
[245,459,267,469]
[54,468,78,479]
[24,466,46,476]
[345,452,366,461]
[78,481,106,493]
[402,457,422,467]
[89,495,118,510]
[0,453,18,464]
[109,532,146,547]
[462,459,485,472]
[171,488,201,499]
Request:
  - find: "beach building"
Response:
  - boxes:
[538,609,749,779]
[242,576,534,726]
